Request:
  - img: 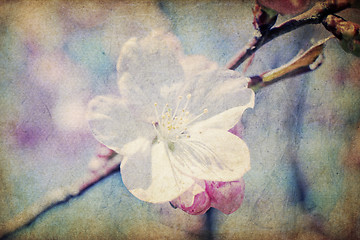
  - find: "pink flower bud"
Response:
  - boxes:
[206,179,245,214]
[171,178,245,215]
[170,184,211,215]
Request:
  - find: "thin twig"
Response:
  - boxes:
[248,37,332,91]
[0,152,121,239]
[225,0,352,70]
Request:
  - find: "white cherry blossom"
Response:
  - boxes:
[87,30,255,203]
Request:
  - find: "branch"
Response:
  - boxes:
[0,147,121,239]
[248,37,332,91]
[226,0,352,70]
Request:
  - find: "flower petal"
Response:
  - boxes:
[87,95,153,153]
[170,182,211,215]
[182,65,254,117]
[171,129,251,182]
[206,179,245,214]
[116,31,185,112]
[180,55,218,81]
[121,139,195,203]
[189,90,255,132]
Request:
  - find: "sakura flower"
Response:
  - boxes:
[87,30,255,204]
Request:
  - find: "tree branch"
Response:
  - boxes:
[247,37,332,91]
[226,0,352,70]
[0,150,121,239]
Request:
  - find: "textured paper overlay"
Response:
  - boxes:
[0,1,359,239]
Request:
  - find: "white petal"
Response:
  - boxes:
[171,129,251,182]
[189,90,255,132]
[116,31,185,110]
[171,181,206,207]
[121,140,195,203]
[180,55,218,81]
[183,66,253,116]
[87,95,153,153]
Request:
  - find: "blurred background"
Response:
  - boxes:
[0,0,359,239]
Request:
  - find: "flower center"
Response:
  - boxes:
[152,94,207,144]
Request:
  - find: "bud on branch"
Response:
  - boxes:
[322,14,360,57]
[227,0,353,70]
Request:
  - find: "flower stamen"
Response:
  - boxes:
[152,94,207,142]
[172,96,183,118]
[185,108,208,126]
[154,102,159,120]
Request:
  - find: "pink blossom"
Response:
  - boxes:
[170,179,245,215]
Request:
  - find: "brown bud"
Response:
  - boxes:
[252,3,278,33]
[323,15,360,40]
[323,15,360,57]
[324,0,358,11]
